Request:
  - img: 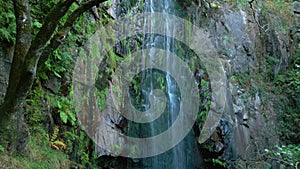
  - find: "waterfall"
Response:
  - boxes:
[125,0,202,168]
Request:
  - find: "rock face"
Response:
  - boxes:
[185,1,295,168]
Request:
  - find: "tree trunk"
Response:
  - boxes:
[0,0,31,155]
[0,105,28,155]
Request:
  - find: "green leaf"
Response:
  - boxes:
[212,158,226,167]
[206,100,211,110]
[56,100,62,109]
[59,111,68,123]
[53,71,62,78]
[201,80,209,88]
[33,20,42,28]
[52,140,66,148]
[0,145,5,152]
[67,110,76,126]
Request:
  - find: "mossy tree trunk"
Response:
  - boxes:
[0,0,107,154]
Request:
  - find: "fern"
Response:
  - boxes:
[54,96,76,125]
[50,126,59,142]
[0,1,16,42]
[49,126,67,151]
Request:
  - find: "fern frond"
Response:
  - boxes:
[50,125,59,142]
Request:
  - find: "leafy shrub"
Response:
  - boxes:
[25,87,76,126]
[0,1,15,43]
[25,88,48,126]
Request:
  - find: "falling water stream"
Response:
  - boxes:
[124,0,202,168]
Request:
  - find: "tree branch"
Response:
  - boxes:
[248,0,269,33]
[38,0,108,70]
[24,0,75,70]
